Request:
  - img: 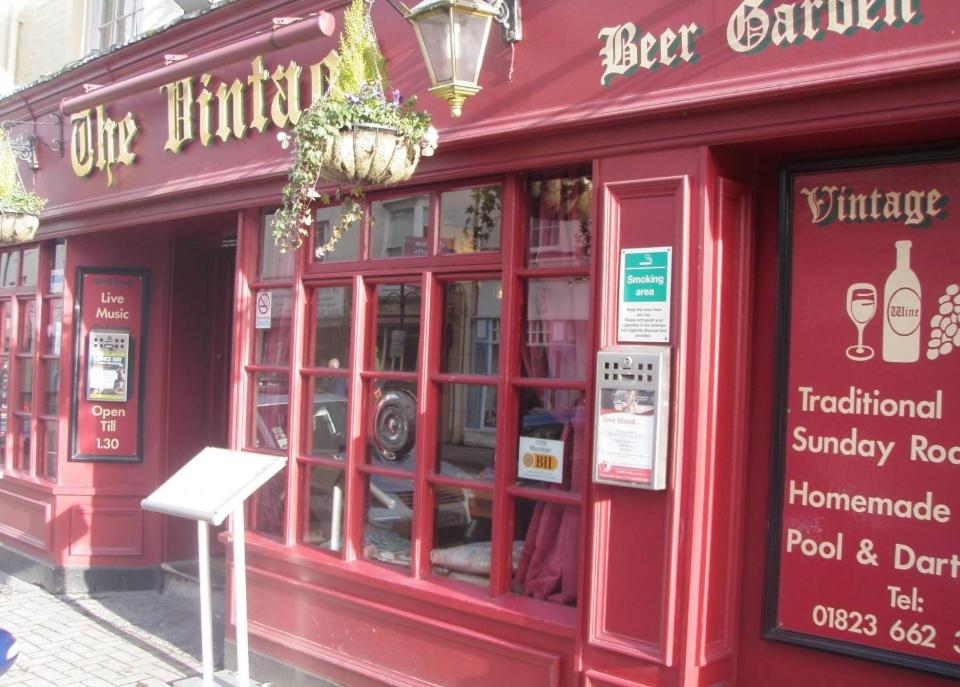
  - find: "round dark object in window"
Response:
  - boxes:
[372,389,416,460]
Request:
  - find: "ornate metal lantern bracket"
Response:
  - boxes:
[0,114,64,171]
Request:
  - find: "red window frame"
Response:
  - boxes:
[242,168,597,621]
[0,241,63,482]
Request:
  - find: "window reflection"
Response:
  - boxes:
[301,465,344,552]
[254,289,293,366]
[314,205,360,263]
[307,376,348,458]
[439,186,502,254]
[260,213,295,280]
[442,281,501,375]
[364,476,413,570]
[527,172,592,268]
[516,389,586,493]
[375,284,421,372]
[253,372,289,451]
[371,195,430,258]
[313,286,352,368]
[368,380,417,471]
[522,278,591,380]
[513,498,579,606]
[437,383,495,482]
[253,468,286,538]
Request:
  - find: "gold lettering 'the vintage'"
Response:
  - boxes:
[160,78,194,153]
[70,106,138,186]
[270,62,303,128]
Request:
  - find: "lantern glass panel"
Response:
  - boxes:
[416,12,455,83]
[452,11,492,83]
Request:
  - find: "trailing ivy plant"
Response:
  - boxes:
[273,0,436,256]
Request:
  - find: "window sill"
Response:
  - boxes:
[235,531,578,640]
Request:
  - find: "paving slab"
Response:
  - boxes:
[0,573,225,687]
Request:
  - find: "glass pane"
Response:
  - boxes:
[314,205,360,263]
[430,485,498,588]
[306,376,348,458]
[512,497,579,606]
[416,14,453,83]
[18,358,33,412]
[43,420,57,480]
[312,286,352,368]
[254,289,293,366]
[301,465,344,552]
[16,415,30,472]
[253,468,286,537]
[522,278,591,380]
[364,476,413,569]
[253,372,289,451]
[0,355,7,408]
[527,172,592,268]
[453,12,492,83]
[516,388,587,492]
[53,241,66,272]
[44,360,59,416]
[441,281,501,374]
[437,383,495,481]
[20,248,38,287]
[259,213,295,280]
[0,252,18,287]
[439,186,501,254]
[374,284,421,372]
[45,299,63,355]
[21,301,36,353]
[1,305,9,352]
[370,195,430,259]
[368,380,417,472]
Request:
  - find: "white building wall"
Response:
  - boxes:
[6,0,186,90]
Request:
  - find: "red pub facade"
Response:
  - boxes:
[0,1,958,685]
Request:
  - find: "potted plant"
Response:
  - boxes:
[273,0,437,256]
[0,129,46,245]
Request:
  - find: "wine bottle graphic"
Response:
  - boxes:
[882,240,921,363]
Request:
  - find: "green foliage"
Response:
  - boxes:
[0,129,46,217]
[272,0,433,255]
[329,0,388,100]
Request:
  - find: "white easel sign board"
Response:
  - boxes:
[142,447,285,687]
[142,447,285,525]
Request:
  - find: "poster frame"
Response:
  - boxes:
[763,146,960,679]
[70,267,150,463]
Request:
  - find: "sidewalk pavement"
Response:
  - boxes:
[0,573,225,687]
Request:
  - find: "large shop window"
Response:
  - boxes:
[0,241,64,481]
[244,170,593,612]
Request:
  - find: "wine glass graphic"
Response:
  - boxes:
[846,283,877,361]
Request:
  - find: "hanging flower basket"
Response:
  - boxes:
[0,211,39,244]
[0,128,46,246]
[272,0,436,257]
[321,122,421,187]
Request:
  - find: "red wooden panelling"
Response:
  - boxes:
[68,505,143,557]
[243,565,562,687]
[697,178,753,664]
[0,490,51,550]
[589,176,691,665]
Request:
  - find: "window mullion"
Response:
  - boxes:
[410,271,439,579]
[283,256,309,546]
[488,173,522,596]
[341,275,369,561]
[28,293,43,477]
